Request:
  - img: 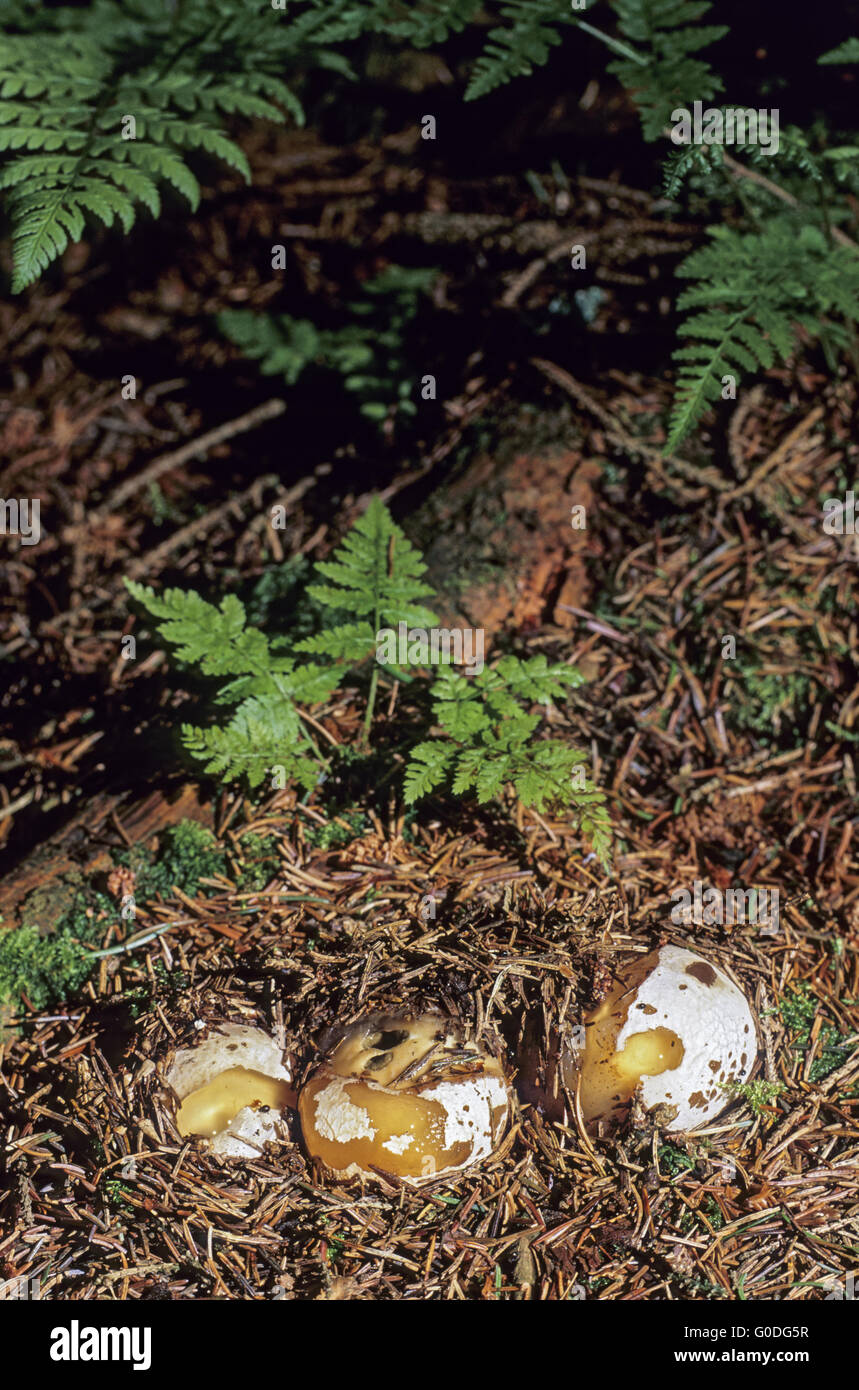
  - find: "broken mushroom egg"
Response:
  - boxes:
[573,946,758,1132]
[165,1023,294,1159]
[298,1014,510,1183]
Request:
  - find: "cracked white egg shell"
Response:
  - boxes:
[298,1014,510,1184]
[165,1023,293,1159]
[574,945,758,1132]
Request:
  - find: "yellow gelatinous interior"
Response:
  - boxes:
[298,1014,508,1181]
[175,1066,293,1138]
[299,1072,480,1181]
[578,977,685,1126]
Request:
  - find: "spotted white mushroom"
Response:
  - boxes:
[298,1013,510,1183]
[165,1023,293,1159]
[574,945,759,1131]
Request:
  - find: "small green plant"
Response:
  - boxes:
[304,812,369,849]
[234,832,282,890]
[126,497,612,865]
[0,888,117,1011]
[0,0,580,291]
[115,819,229,898]
[0,0,319,291]
[116,821,283,894]
[101,1176,134,1215]
[721,1078,785,1115]
[217,266,438,422]
[565,5,859,447]
[602,0,728,142]
[729,666,815,742]
[465,0,578,101]
[679,1194,725,1234]
[666,223,859,449]
[779,983,853,1082]
[658,1142,697,1179]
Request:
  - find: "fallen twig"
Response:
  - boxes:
[94,397,287,519]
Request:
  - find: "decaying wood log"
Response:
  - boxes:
[0,782,212,927]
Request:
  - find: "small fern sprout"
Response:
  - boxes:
[124,499,612,869]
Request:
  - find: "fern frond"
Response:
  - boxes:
[510,741,588,811]
[466,0,575,101]
[308,497,439,630]
[124,581,268,674]
[444,735,594,814]
[214,660,344,707]
[125,498,610,852]
[125,577,345,710]
[217,311,322,384]
[373,0,483,48]
[667,222,859,450]
[579,804,614,868]
[818,38,859,64]
[434,687,494,740]
[429,658,582,735]
[182,697,319,791]
[218,269,436,421]
[608,0,728,141]
[294,622,377,662]
[0,1,331,291]
[407,652,611,863]
[403,741,456,802]
[661,143,722,198]
[480,654,584,707]
[452,747,508,802]
[821,145,859,194]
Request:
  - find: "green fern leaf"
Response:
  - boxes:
[308,497,439,630]
[473,753,512,803]
[217,311,321,384]
[182,697,318,791]
[509,742,583,811]
[818,38,859,64]
[466,0,574,101]
[294,622,377,662]
[216,660,344,706]
[662,143,721,198]
[482,654,584,705]
[608,0,728,141]
[580,805,614,871]
[373,0,483,48]
[0,4,324,291]
[403,741,456,803]
[667,222,859,449]
[124,581,268,673]
[435,695,490,741]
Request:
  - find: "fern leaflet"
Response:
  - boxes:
[182,696,320,791]
[818,38,859,64]
[607,0,728,141]
[667,221,859,450]
[466,0,577,101]
[305,495,439,635]
[404,661,612,865]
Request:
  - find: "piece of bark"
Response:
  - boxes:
[0,782,212,928]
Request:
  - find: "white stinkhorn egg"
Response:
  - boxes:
[166,1023,293,1158]
[575,945,758,1131]
[299,1014,510,1183]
